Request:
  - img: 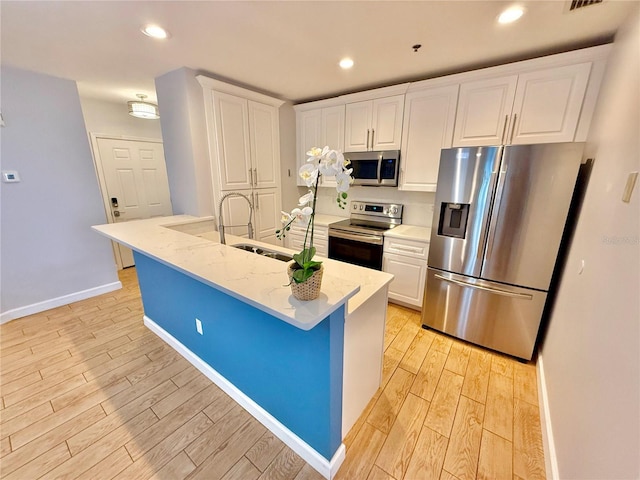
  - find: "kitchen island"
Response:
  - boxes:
[93,216,393,479]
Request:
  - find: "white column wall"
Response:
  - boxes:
[155,68,214,217]
[539,8,640,479]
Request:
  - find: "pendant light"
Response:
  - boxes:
[127,94,160,119]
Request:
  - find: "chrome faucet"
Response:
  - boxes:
[217,192,254,245]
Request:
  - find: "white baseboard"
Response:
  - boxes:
[536,354,559,480]
[144,315,346,480]
[0,281,122,325]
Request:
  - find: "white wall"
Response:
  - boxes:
[540,8,639,479]
[80,97,163,140]
[279,103,300,213]
[314,187,435,227]
[0,67,120,322]
[155,67,214,217]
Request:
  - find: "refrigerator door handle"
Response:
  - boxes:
[434,273,533,300]
[484,162,508,262]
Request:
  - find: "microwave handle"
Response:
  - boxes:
[377,153,382,184]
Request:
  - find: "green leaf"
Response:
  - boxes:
[341,192,348,199]
[292,268,313,283]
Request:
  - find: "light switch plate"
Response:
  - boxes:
[2,170,20,183]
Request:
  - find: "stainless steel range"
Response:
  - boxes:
[328,201,403,270]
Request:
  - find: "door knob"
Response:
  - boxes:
[113,211,121,217]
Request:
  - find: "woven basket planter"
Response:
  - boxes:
[287,262,324,301]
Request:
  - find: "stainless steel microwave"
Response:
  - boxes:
[345,150,400,186]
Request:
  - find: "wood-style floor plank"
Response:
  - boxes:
[0,268,546,480]
[477,429,513,480]
[374,393,430,479]
[442,395,485,480]
[484,370,515,441]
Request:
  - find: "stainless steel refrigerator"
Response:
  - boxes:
[422,143,585,360]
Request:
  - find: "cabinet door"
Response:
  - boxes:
[320,105,345,187]
[248,101,280,189]
[371,95,405,151]
[510,62,591,145]
[400,85,459,191]
[383,253,427,309]
[254,188,281,245]
[213,92,252,190]
[453,75,518,147]
[296,109,322,186]
[344,101,373,152]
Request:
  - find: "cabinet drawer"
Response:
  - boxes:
[383,237,429,260]
[288,225,328,240]
[287,234,328,257]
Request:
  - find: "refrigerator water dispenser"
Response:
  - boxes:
[438,203,470,238]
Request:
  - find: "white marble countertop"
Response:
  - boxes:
[384,224,431,242]
[93,216,393,331]
[312,214,348,227]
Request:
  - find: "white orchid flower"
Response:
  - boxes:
[291,206,313,225]
[299,163,319,187]
[280,211,292,224]
[335,168,353,193]
[298,190,314,206]
[306,146,330,163]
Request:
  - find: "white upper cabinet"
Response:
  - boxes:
[248,100,280,189]
[509,63,592,145]
[345,95,404,152]
[295,104,345,187]
[200,77,283,193]
[213,92,253,190]
[399,84,459,192]
[453,62,592,146]
[214,92,280,191]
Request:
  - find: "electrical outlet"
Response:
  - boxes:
[195,318,203,335]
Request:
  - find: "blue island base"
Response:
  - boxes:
[134,251,347,478]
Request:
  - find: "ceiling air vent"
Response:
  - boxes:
[568,0,603,11]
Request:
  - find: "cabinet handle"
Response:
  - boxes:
[509,113,517,144]
[254,192,259,210]
[253,168,258,186]
[249,168,254,186]
[366,129,370,151]
[501,115,509,144]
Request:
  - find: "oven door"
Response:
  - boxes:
[328,230,384,270]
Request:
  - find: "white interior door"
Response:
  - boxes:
[95,137,172,268]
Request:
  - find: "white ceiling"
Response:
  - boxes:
[1,1,637,105]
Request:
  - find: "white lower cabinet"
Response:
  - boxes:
[383,236,429,310]
[219,188,281,245]
[286,224,329,257]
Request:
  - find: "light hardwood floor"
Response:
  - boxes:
[0,268,545,479]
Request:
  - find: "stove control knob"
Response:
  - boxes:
[390,206,398,215]
[352,204,357,210]
[360,205,364,210]
[383,207,388,214]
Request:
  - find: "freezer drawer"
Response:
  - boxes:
[422,268,547,360]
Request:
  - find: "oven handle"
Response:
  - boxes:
[377,153,383,184]
[329,229,384,245]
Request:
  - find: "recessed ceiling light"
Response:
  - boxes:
[498,6,525,24]
[339,58,354,69]
[141,25,169,39]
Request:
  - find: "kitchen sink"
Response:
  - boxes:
[231,244,293,263]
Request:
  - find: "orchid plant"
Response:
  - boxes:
[277,146,353,283]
